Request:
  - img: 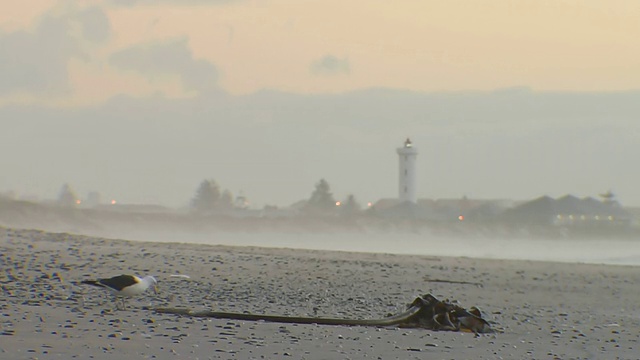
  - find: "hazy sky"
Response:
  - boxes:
[2,1,640,208]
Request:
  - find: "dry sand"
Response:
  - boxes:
[1,227,639,359]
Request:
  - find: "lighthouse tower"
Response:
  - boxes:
[396,138,418,203]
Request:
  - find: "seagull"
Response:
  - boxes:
[81,274,158,310]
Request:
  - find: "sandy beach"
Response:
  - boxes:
[1,226,639,359]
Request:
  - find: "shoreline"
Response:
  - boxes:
[2,196,640,266]
[16,225,640,267]
[2,227,640,359]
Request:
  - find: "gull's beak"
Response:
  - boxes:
[153,285,159,295]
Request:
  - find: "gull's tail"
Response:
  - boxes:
[81,280,104,288]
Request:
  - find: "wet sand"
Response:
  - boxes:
[1,227,639,359]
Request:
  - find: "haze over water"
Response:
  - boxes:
[102,229,640,267]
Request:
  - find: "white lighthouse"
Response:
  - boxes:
[396,138,418,203]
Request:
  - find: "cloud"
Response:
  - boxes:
[78,6,112,43]
[109,0,241,6]
[0,6,111,95]
[109,38,219,93]
[310,55,351,76]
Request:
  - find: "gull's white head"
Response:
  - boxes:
[142,275,159,294]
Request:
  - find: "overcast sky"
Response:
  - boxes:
[2,1,640,208]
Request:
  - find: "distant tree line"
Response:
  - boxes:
[191,179,234,214]
[303,178,361,217]
[58,183,79,207]
[191,177,362,217]
[53,178,363,217]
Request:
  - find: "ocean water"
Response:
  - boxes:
[224,233,640,266]
[116,230,640,267]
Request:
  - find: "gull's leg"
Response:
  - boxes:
[100,293,110,307]
[114,295,123,310]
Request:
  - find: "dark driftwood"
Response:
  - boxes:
[154,293,494,334]
[423,278,483,287]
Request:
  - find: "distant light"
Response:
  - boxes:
[76,200,81,205]
[458,215,464,221]
[367,202,372,207]
[335,201,341,206]
[608,216,614,221]
[111,200,117,205]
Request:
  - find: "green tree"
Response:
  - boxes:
[191,179,221,213]
[305,179,336,215]
[58,183,78,207]
[339,194,361,217]
[219,189,234,210]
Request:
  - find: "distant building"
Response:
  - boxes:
[96,203,172,214]
[373,197,513,221]
[85,191,102,208]
[235,194,249,209]
[397,138,418,203]
[502,194,631,227]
